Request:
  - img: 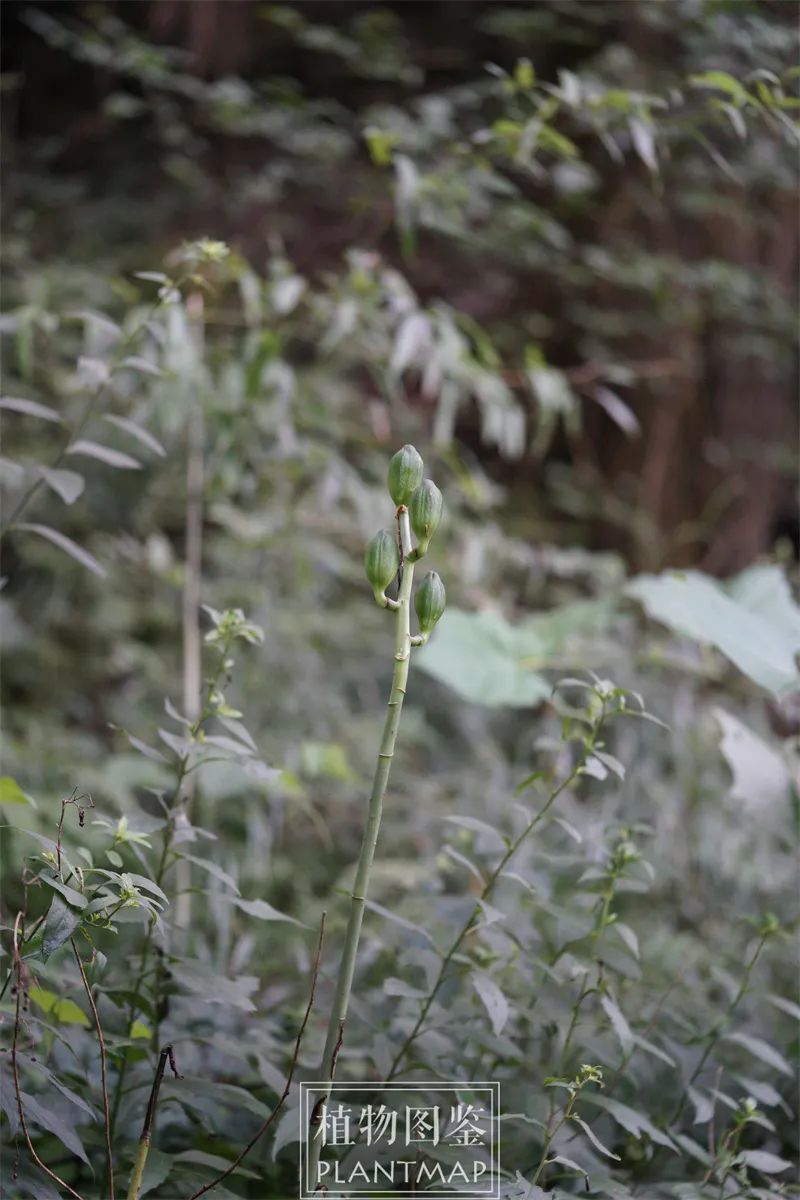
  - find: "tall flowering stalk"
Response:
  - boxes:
[306,446,444,1190]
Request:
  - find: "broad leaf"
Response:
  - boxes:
[0,776,31,805]
[627,565,800,698]
[417,600,614,707]
[41,894,82,961]
[18,1090,89,1163]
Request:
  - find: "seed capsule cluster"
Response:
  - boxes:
[364,444,446,639]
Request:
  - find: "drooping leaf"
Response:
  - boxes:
[0,396,62,422]
[234,897,305,926]
[41,894,82,961]
[445,814,508,851]
[180,854,240,894]
[383,977,428,1000]
[177,962,258,1012]
[571,1115,621,1160]
[28,989,90,1028]
[18,1090,90,1163]
[40,874,87,909]
[472,971,510,1035]
[725,1031,793,1076]
[16,523,106,577]
[613,923,639,959]
[67,438,142,469]
[103,413,166,457]
[601,994,634,1053]
[583,1094,676,1149]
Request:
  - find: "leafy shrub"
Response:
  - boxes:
[1,5,798,1199]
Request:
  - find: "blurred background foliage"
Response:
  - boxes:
[1,2,798,1198]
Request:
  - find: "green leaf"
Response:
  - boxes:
[38,467,85,505]
[177,962,258,1011]
[180,854,240,894]
[0,395,62,422]
[582,1094,675,1149]
[67,438,141,470]
[103,413,166,457]
[471,971,510,1035]
[160,1075,270,1120]
[16,523,106,577]
[52,997,90,1027]
[41,894,82,961]
[0,776,31,805]
[18,1090,89,1163]
[417,609,550,706]
[601,994,633,1054]
[725,1031,793,1076]
[627,565,800,698]
[138,1148,174,1197]
[691,70,750,104]
[736,1149,793,1174]
[571,1115,621,1160]
[234,897,305,926]
[445,814,507,851]
[41,874,87,908]
[417,600,614,707]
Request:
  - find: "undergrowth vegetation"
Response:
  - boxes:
[1,3,798,1199]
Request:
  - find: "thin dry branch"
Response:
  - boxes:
[185,911,327,1200]
[71,938,115,1200]
[11,912,87,1200]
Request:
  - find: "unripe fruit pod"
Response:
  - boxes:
[365,529,399,594]
[415,571,446,633]
[388,444,424,506]
[409,479,443,548]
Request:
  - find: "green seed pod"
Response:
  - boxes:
[415,571,446,634]
[388,444,424,506]
[364,529,399,595]
[409,479,443,550]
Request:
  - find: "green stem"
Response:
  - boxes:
[125,1045,178,1200]
[671,932,769,1125]
[109,638,231,1147]
[531,1092,578,1186]
[533,857,617,1186]
[306,549,416,1191]
[387,724,601,1079]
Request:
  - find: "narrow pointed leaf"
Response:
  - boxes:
[15,523,106,577]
